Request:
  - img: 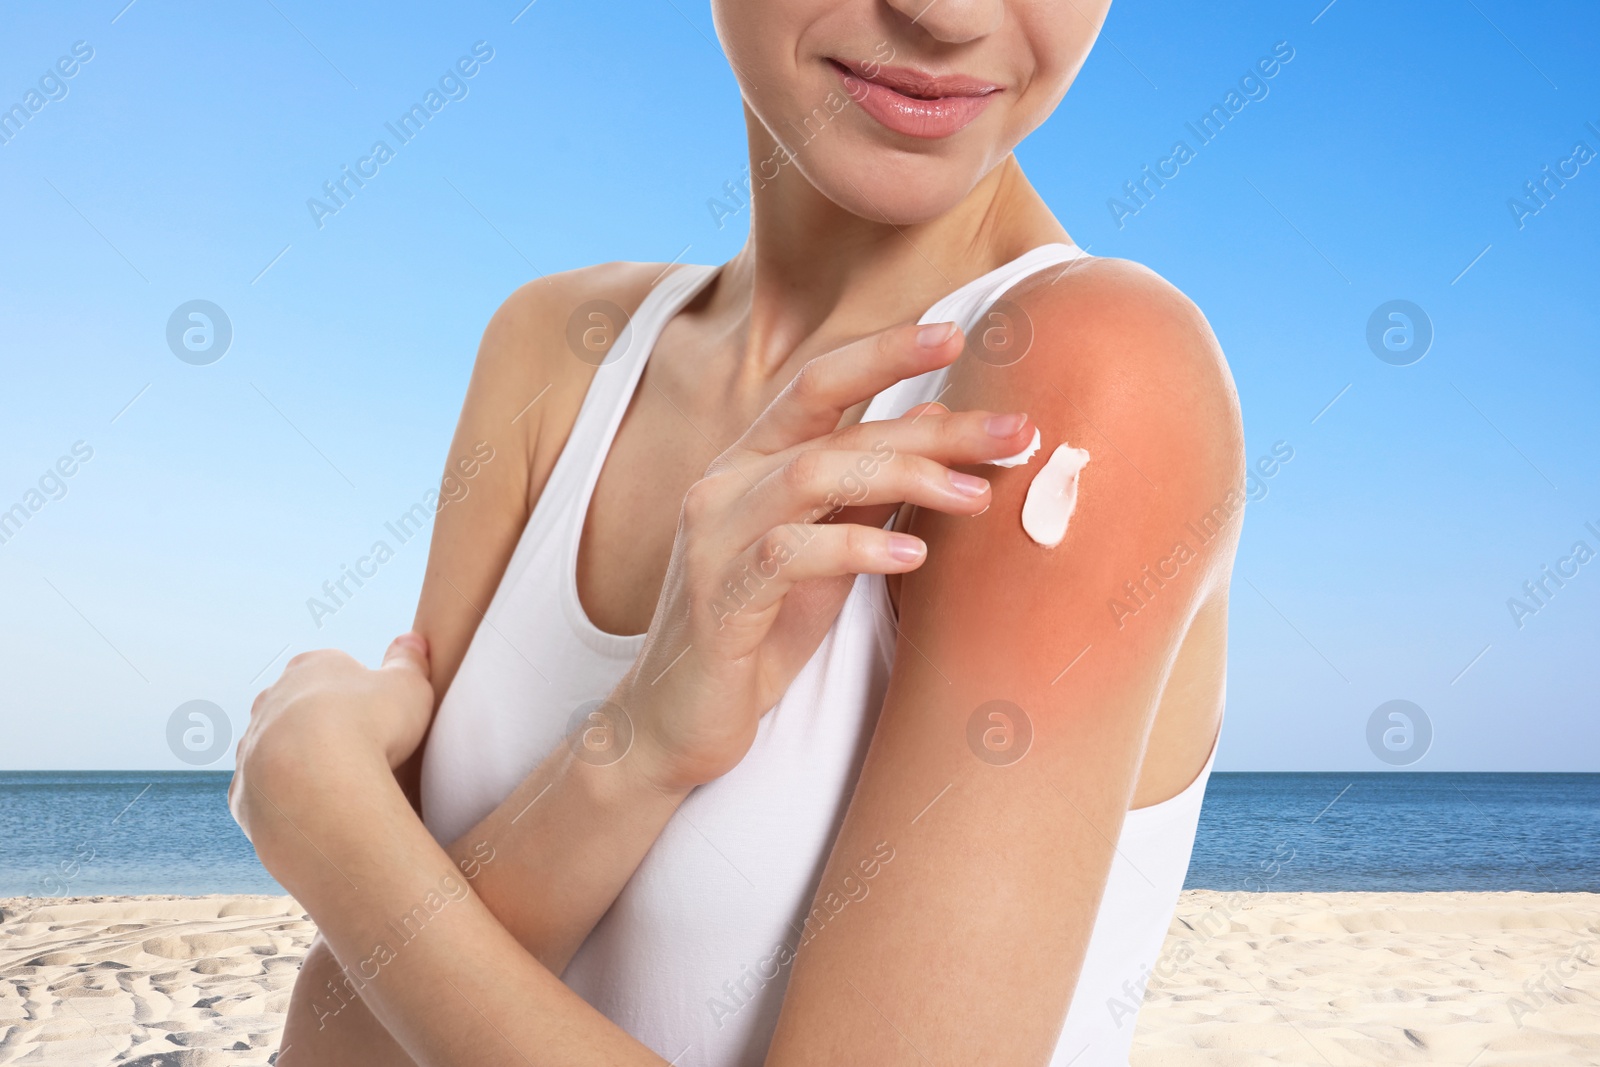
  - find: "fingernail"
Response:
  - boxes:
[887,533,926,562]
[948,470,989,497]
[984,413,1028,437]
[917,322,958,348]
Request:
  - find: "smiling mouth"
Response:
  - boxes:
[827,57,1002,100]
[826,58,1001,139]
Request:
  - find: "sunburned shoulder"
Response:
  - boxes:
[951,255,1243,498]
[890,255,1245,700]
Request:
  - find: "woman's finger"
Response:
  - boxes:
[733,321,963,456]
[727,449,990,545]
[381,632,432,680]
[779,407,1035,470]
[709,523,926,627]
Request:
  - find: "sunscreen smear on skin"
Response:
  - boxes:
[1021,444,1091,547]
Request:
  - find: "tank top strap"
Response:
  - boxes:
[496,263,720,604]
[539,263,722,510]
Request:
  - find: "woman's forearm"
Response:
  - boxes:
[254,744,667,1067]
[276,676,688,1062]
[438,696,689,972]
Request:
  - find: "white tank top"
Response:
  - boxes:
[421,242,1219,1066]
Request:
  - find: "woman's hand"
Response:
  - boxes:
[229,634,435,844]
[617,320,1036,791]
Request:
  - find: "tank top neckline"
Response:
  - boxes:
[560,241,1087,654]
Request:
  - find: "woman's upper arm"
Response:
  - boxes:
[408,283,544,705]
[764,260,1245,1065]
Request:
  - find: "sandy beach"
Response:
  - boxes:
[1,891,1595,1065]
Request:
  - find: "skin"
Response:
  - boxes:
[237,0,1245,1063]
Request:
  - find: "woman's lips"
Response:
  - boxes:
[828,58,1000,140]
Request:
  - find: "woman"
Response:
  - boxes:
[232,0,1243,1063]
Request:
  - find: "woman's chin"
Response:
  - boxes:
[800,144,992,228]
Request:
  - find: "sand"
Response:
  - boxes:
[0,891,1596,1065]
[1134,891,1600,1066]
[0,895,306,1065]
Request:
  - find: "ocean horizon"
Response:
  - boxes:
[1,770,1595,898]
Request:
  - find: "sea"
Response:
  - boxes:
[0,771,1595,897]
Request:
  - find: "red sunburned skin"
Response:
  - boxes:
[827,57,1001,139]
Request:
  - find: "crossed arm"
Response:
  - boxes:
[251,259,1243,1066]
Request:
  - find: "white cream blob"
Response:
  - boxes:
[986,427,1041,468]
[1021,443,1092,547]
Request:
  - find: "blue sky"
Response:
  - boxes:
[1,0,1595,771]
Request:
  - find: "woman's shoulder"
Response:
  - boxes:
[478,260,688,388]
[469,259,693,465]
[1010,254,1236,412]
[959,253,1243,499]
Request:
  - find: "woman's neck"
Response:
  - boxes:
[700,107,1069,382]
